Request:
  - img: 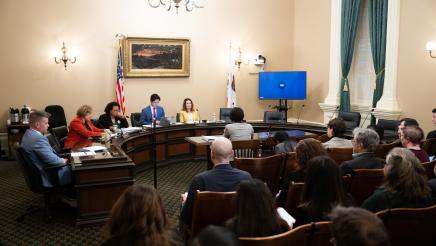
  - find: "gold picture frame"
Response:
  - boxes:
[123,37,190,77]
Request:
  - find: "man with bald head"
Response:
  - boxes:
[180,137,252,225]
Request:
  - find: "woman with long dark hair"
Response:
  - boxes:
[225,179,290,237]
[294,156,352,227]
[102,184,181,246]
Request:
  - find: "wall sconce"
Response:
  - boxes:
[234,48,243,70]
[425,41,436,58]
[54,42,77,70]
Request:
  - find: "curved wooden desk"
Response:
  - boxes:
[116,122,327,173]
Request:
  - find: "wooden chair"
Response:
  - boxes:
[326,148,353,165]
[348,169,384,205]
[232,139,261,158]
[190,191,237,237]
[283,182,304,215]
[375,141,399,159]
[234,154,284,195]
[421,159,436,179]
[376,205,436,246]
[422,138,436,157]
[316,134,330,143]
[239,221,332,246]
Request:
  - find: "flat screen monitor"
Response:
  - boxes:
[259,71,307,100]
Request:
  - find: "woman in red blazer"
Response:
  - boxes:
[64,105,104,149]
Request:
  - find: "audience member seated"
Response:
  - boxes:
[223,107,254,141]
[64,105,104,149]
[399,125,429,162]
[293,156,353,227]
[367,125,385,144]
[362,148,434,212]
[397,117,419,137]
[225,179,290,237]
[329,206,389,246]
[102,184,182,246]
[191,225,239,246]
[21,111,72,187]
[140,93,165,125]
[276,138,327,207]
[273,131,297,154]
[323,118,352,148]
[180,137,252,225]
[340,128,385,175]
[179,98,200,123]
[426,108,436,139]
[98,101,129,129]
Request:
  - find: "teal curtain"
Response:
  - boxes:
[339,0,361,112]
[369,0,388,125]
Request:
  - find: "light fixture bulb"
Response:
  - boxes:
[426,41,436,51]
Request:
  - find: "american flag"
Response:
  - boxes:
[227,42,236,108]
[116,44,126,115]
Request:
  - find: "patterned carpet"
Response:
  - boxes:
[0,159,206,246]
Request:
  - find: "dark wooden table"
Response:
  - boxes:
[70,140,135,226]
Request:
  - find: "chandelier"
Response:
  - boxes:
[148,0,204,13]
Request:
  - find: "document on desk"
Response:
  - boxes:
[201,136,218,142]
[81,146,107,152]
[71,150,96,157]
[122,127,142,134]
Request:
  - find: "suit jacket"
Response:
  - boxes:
[427,130,436,140]
[322,137,353,149]
[180,164,252,225]
[98,114,129,129]
[21,128,71,187]
[340,152,385,175]
[179,110,200,123]
[64,117,104,149]
[140,105,165,125]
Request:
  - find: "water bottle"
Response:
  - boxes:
[212,113,216,123]
[21,105,30,124]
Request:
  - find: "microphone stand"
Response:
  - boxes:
[360,108,375,128]
[152,118,157,188]
[296,104,305,125]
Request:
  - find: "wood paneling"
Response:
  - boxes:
[168,143,191,156]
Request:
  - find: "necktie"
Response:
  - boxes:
[153,108,157,120]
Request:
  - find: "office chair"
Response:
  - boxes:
[338,111,361,131]
[45,105,67,130]
[219,108,232,122]
[15,147,68,222]
[130,112,141,127]
[264,111,286,123]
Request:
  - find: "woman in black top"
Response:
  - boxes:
[226,179,290,237]
[294,156,352,227]
[98,102,129,129]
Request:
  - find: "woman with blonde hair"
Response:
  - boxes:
[362,147,434,212]
[102,184,181,246]
[179,98,200,123]
[64,105,103,149]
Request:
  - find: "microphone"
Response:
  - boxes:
[296,104,305,125]
[328,106,340,122]
[360,108,375,128]
[196,108,201,123]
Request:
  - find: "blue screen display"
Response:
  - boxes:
[259,71,307,100]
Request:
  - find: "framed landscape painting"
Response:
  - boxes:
[123,37,190,77]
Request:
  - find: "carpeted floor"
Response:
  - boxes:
[0,159,206,246]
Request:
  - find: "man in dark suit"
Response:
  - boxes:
[426,108,436,139]
[21,110,72,187]
[340,128,385,175]
[140,93,165,125]
[180,137,252,225]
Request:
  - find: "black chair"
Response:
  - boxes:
[15,147,68,222]
[45,105,67,130]
[338,111,361,131]
[130,112,141,127]
[264,111,285,123]
[51,126,68,149]
[219,108,232,122]
[176,113,181,123]
[377,119,399,142]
